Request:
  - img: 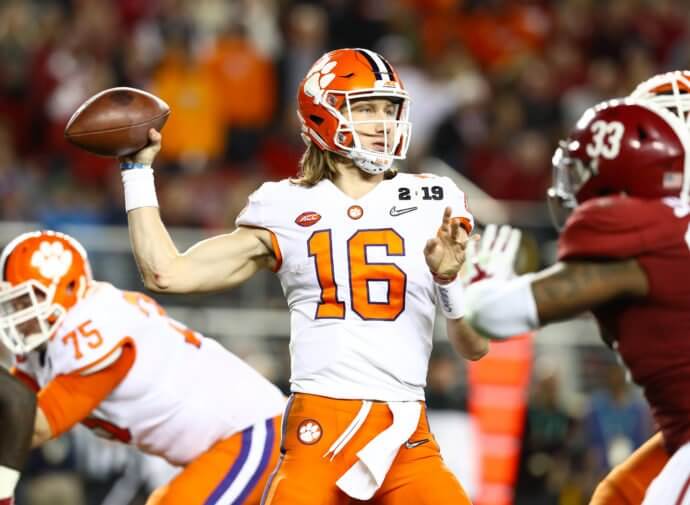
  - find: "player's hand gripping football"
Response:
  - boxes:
[119,128,162,166]
[460,224,521,286]
[424,207,475,283]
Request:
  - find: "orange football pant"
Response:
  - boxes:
[589,432,668,505]
[261,393,472,505]
[147,416,281,505]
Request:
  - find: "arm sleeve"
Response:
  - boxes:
[235,182,284,272]
[38,342,135,439]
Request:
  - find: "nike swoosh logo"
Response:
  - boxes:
[390,206,418,217]
[404,438,430,449]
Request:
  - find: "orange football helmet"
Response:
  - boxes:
[631,70,690,127]
[297,47,411,174]
[0,231,92,354]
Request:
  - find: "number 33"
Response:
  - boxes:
[586,120,625,160]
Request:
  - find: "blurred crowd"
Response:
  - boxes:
[1,0,689,228]
[0,0,671,503]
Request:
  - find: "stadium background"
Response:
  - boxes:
[0,0,682,503]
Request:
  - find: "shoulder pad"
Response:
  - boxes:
[558,197,668,260]
[48,287,135,376]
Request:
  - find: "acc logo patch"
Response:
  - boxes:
[295,212,322,227]
[297,419,323,445]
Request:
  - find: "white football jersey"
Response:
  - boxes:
[236,173,473,401]
[15,282,285,466]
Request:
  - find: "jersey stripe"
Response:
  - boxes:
[232,418,275,504]
[205,418,275,505]
[675,473,690,505]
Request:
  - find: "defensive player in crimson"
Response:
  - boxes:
[0,231,286,505]
[119,48,488,504]
[461,95,690,505]
[0,368,35,505]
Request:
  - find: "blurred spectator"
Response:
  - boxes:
[585,362,653,475]
[515,358,582,505]
[467,130,552,201]
[277,3,328,112]
[561,58,623,128]
[385,39,489,161]
[151,21,224,168]
[426,346,466,411]
[202,23,277,162]
[515,57,561,132]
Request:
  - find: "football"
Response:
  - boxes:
[64,87,170,157]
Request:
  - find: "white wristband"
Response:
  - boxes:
[434,277,464,320]
[121,166,159,212]
[0,465,20,498]
[464,274,539,340]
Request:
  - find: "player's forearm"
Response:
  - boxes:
[531,261,648,323]
[446,318,489,361]
[127,207,182,292]
[30,409,52,449]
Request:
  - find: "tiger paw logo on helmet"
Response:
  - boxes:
[31,241,73,282]
[297,419,322,445]
[303,56,337,105]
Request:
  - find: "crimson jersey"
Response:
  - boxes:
[558,195,690,453]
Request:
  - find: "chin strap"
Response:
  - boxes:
[351,153,393,175]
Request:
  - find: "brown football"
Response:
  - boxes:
[64,87,170,157]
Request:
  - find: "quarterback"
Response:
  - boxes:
[121,48,487,504]
[0,231,286,505]
[463,95,690,505]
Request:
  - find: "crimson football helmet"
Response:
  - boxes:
[297,48,411,175]
[0,231,92,354]
[548,98,690,228]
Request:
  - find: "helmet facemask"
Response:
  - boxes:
[325,88,412,175]
[547,141,599,230]
[0,280,65,355]
[631,77,690,207]
[631,71,690,130]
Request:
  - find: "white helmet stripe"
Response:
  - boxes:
[358,48,391,81]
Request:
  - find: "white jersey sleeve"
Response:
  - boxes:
[236,183,270,229]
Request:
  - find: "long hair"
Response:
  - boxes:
[291,143,342,187]
[291,143,398,187]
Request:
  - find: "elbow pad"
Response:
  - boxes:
[464,274,539,340]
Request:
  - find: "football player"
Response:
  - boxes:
[462,96,690,505]
[0,367,35,505]
[120,48,488,504]
[0,231,286,505]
